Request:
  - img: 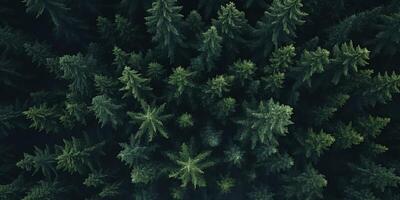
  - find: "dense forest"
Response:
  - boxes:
[1,0,400,199]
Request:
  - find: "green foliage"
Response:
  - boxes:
[117,135,155,167]
[127,104,172,142]
[217,176,235,194]
[201,125,222,147]
[332,41,370,84]
[237,99,293,148]
[145,0,184,60]
[248,186,274,200]
[374,13,400,55]
[204,75,233,99]
[2,1,400,199]
[55,135,105,174]
[58,53,92,96]
[168,66,194,98]
[213,2,247,41]
[177,113,194,128]
[224,145,245,167]
[230,60,255,85]
[119,66,152,103]
[23,104,60,133]
[167,143,214,188]
[90,95,122,128]
[303,129,335,158]
[284,166,327,200]
[16,146,56,178]
[351,158,400,192]
[22,181,65,200]
[0,176,26,200]
[24,42,53,66]
[333,122,364,149]
[253,0,307,56]
[268,44,296,73]
[83,171,107,187]
[199,26,222,71]
[294,47,330,87]
[23,0,69,26]
[146,62,166,80]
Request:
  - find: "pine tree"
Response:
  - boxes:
[224,145,245,167]
[374,13,400,55]
[351,158,400,192]
[177,113,194,128]
[22,181,65,200]
[293,47,330,88]
[331,41,370,84]
[16,146,56,178]
[119,66,152,103]
[167,143,214,188]
[90,95,122,128]
[302,129,335,158]
[145,0,184,61]
[127,104,172,142]
[168,66,195,99]
[55,135,105,174]
[23,104,60,133]
[58,53,92,96]
[284,166,327,200]
[198,26,222,71]
[253,0,307,56]
[213,2,248,55]
[237,99,293,148]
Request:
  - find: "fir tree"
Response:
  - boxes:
[127,104,172,142]
[119,66,152,103]
[237,99,293,148]
[284,166,327,200]
[90,95,122,128]
[16,146,56,178]
[253,0,307,56]
[145,0,184,61]
[167,143,214,188]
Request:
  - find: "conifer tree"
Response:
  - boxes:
[145,0,184,61]
[127,104,172,142]
[90,95,122,128]
[253,0,307,56]
[2,0,400,199]
[237,99,293,148]
[167,143,214,188]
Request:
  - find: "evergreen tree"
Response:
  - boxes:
[1,0,400,199]
[90,95,122,128]
[127,104,172,142]
[145,0,184,61]
[253,0,307,56]
[167,143,214,188]
[237,99,293,148]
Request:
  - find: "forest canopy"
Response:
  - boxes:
[1,0,400,199]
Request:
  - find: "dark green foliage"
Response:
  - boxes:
[119,66,152,103]
[90,95,122,128]
[167,143,214,188]
[145,0,184,60]
[16,146,56,178]
[332,41,370,84]
[55,135,105,174]
[237,99,293,148]
[284,167,327,200]
[127,104,172,142]
[1,0,400,199]
[22,180,65,200]
[23,104,60,133]
[253,0,307,56]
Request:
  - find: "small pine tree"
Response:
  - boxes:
[167,143,214,188]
